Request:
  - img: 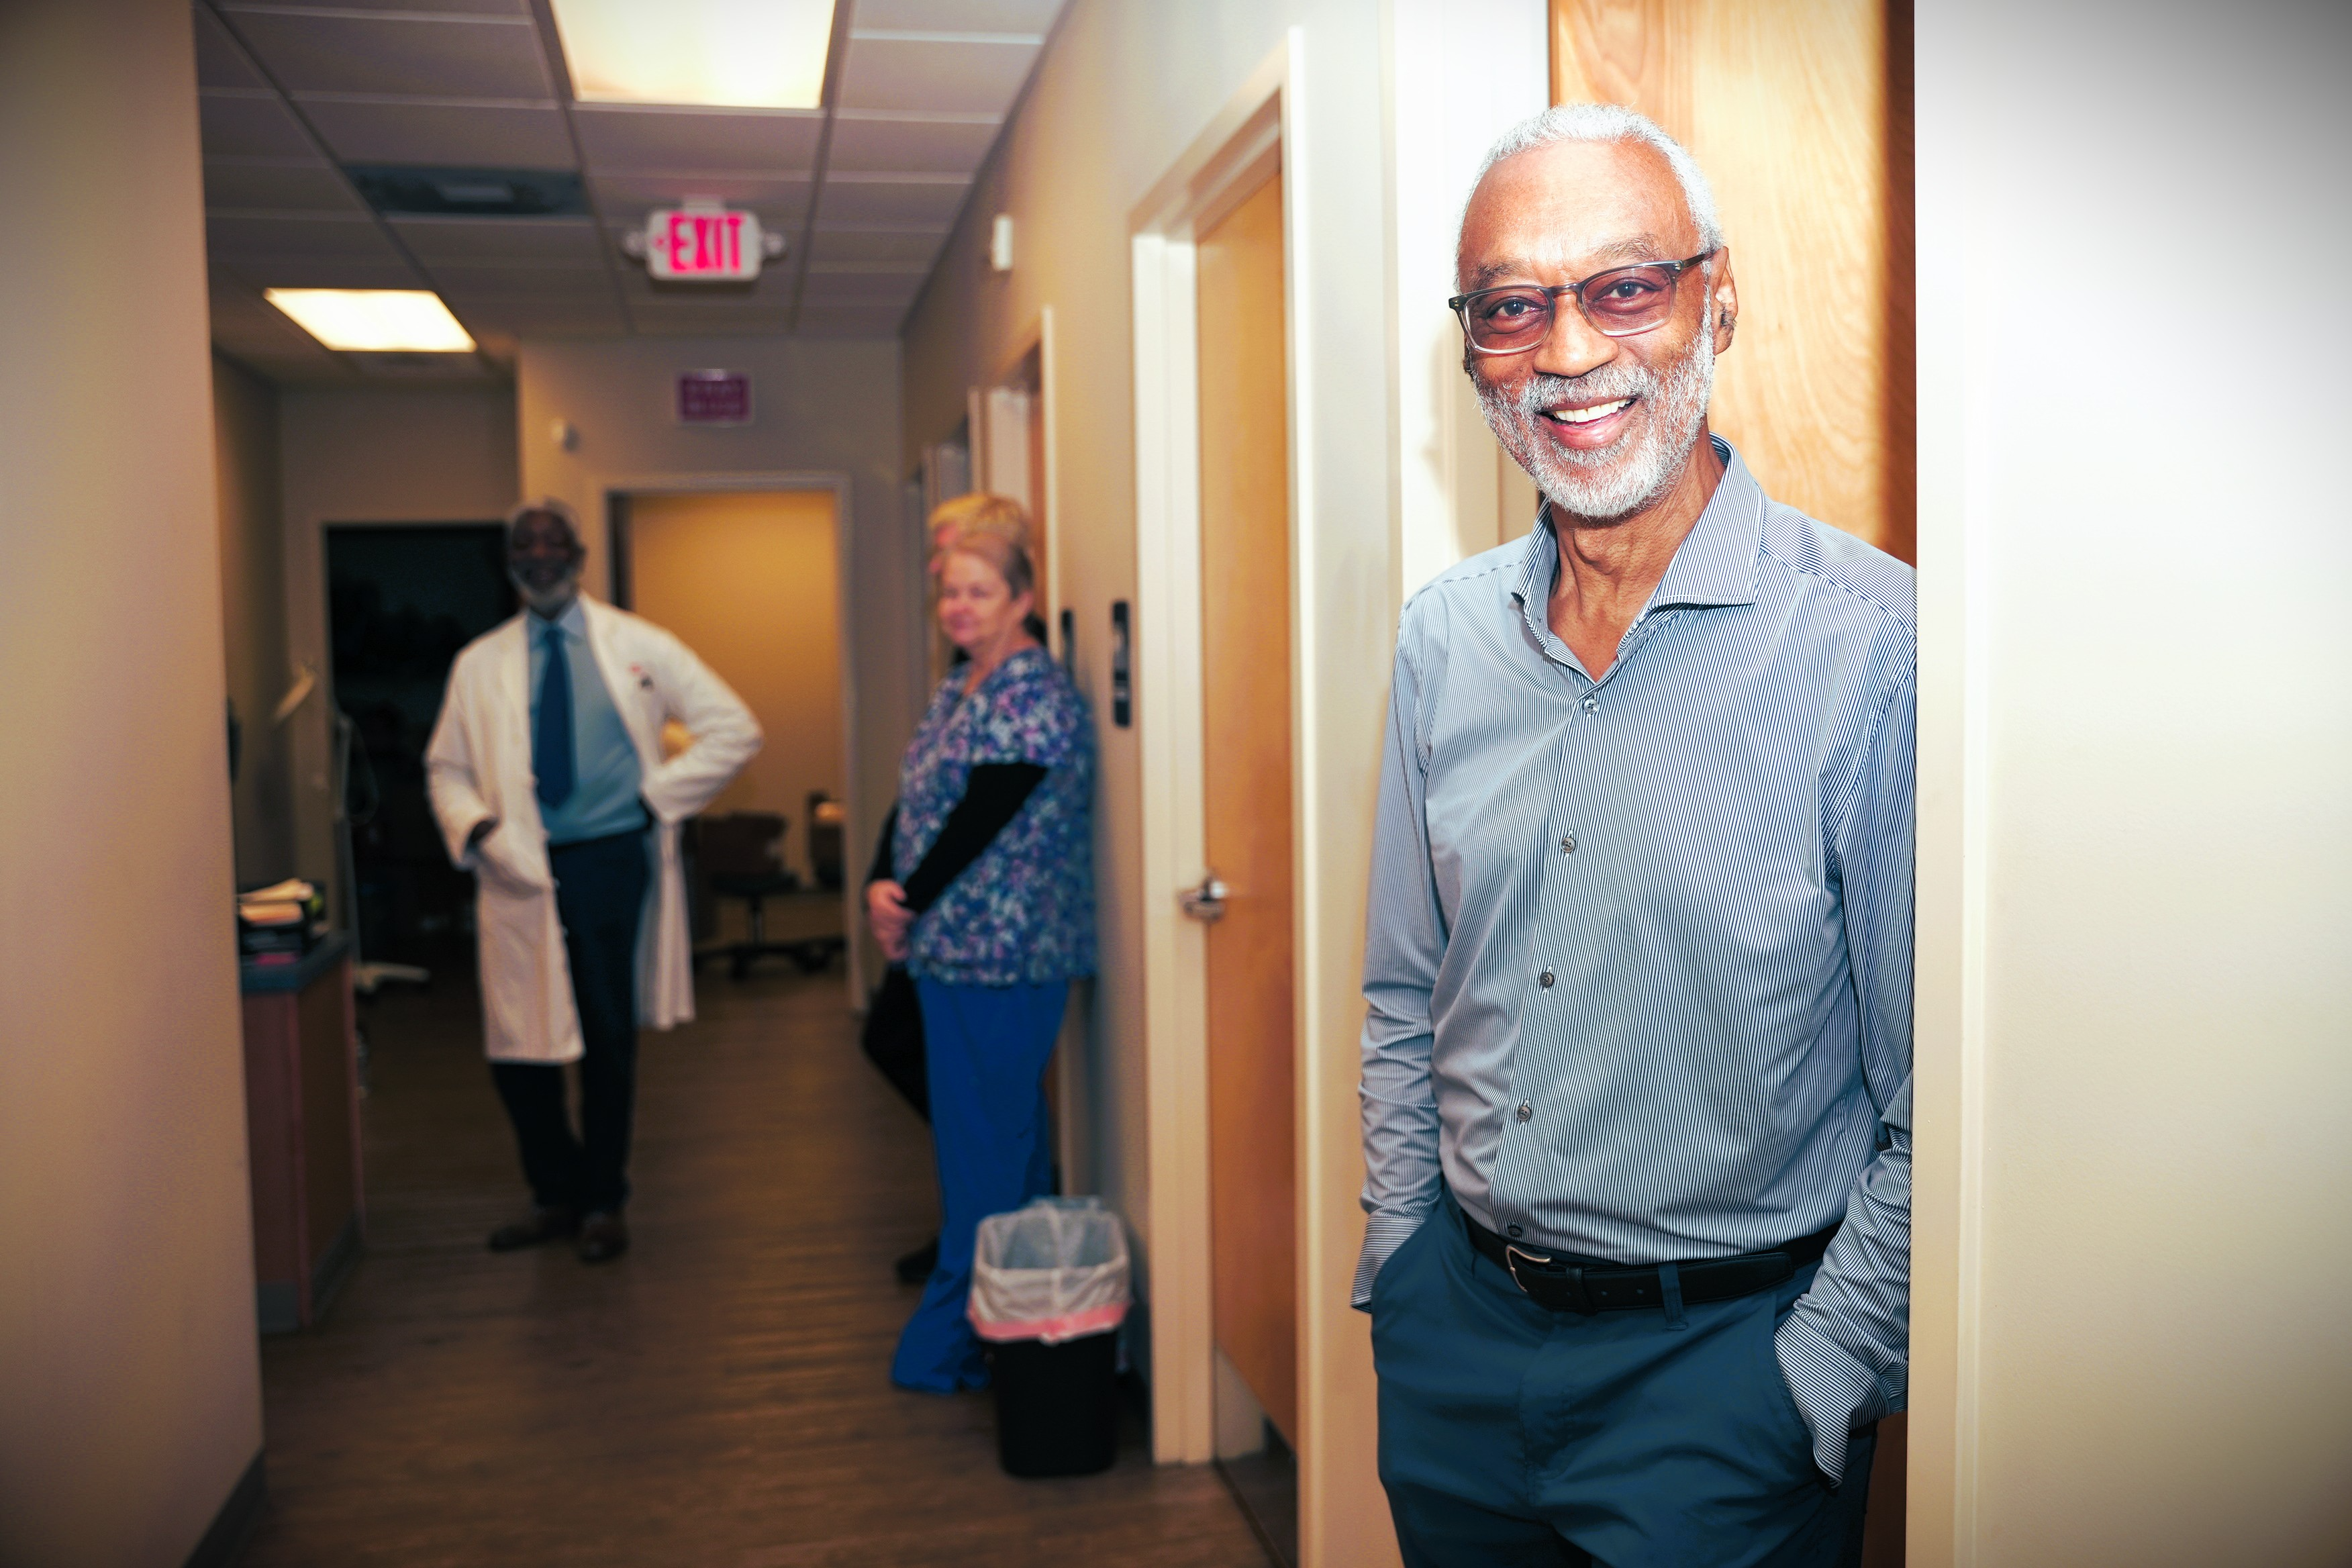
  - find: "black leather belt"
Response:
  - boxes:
[1461,1208,1839,1316]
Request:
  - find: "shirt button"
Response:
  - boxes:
[1538,967,1555,989]
[1506,1223,1524,1238]
[1560,831,1577,855]
[1515,1099,1533,1124]
[1581,693,1598,714]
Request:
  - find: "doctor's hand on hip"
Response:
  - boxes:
[865,879,913,962]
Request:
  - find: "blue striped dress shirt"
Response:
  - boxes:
[1355,440,1914,1479]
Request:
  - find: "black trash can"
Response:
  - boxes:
[990,1328,1120,1477]
[969,1198,1132,1480]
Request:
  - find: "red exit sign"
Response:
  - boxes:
[635,205,772,282]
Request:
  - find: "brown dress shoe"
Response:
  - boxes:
[487,1206,579,1252]
[577,1210,630,1263]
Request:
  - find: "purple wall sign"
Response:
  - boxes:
[677,369,752,425]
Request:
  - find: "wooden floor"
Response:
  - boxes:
[242,956,1271,1568]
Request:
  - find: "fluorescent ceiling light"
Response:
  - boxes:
[264,289,476,353]
[550,0,837,111]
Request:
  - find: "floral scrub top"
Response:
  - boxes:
[895,646,1096,987]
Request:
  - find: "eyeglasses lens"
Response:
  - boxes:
[1465,264,1679,350]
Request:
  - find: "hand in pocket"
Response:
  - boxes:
[474,824,546,894]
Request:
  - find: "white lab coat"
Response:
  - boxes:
[426,597,761,1063]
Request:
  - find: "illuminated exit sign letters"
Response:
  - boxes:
[632,204,779,282]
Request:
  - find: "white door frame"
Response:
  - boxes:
[595,469,863,1008]
[1129,32,1308,1471]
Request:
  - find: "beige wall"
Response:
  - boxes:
[215,352,296,887]
[1910,0,2352,1562]
[899,5,1545,1561]
[517,336,914,986]
[0,1,266,1563]
[279,385,520,917]
[628,489,845,873]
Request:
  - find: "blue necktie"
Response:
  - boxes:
[534,622,575,810]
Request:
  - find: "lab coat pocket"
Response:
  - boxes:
[475,826,549,895]
[475,879,549,1053]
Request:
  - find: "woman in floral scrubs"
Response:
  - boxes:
[866,499,1095,1392]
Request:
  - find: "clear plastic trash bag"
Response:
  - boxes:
[967,1196,1132,1345]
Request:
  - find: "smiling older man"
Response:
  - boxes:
[1355,105,1914,1566]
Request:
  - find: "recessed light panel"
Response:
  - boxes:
[264,289,477,353]
[550,0,838,111]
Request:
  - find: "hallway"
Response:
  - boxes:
[242,962,1271,1567]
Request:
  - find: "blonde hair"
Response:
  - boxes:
[930,492,1035,599]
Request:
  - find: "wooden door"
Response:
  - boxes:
[1196,169,1297,1446]
[1551,0,1915,566]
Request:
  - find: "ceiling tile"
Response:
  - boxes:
[813,177,970,228]
[591,174,812,229]
[204,161,366,213]
[299,100,575,168]
[207,211,406,262]
[615,266,797,303]
[628,305,799,337]
[826,115,1001,176]
[797,271,924,305]
[194,8,271,91]
[573,106,824,175]
[850,0,1063,32]
[211,256,428,291]
[218,10,550,99]
[793,304,909,338]
[209,285,317,344]
[200,92,317,159]
[836,35,1042,115]
[446,298,630,338]
[428,262,615,299]
[215,344,362,387]
[804,227,947,268]
[390,215,603,264]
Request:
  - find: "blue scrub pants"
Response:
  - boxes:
[890,976,1068,1393]
[1371,1189,1877,1567]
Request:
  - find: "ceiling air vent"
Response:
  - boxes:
[345,166,587,218]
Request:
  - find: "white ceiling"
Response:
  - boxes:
[197,0,1065,385]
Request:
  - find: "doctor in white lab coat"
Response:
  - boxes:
[428,498,758,1263]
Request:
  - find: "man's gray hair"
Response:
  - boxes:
[1467,103,1724,256]
[505,495,583,544]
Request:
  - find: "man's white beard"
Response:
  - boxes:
[512,569,580,615]
[1476,307,1716,524]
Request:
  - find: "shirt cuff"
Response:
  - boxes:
[1350,1209,1432,1310]
[1773,1314,1888,1483]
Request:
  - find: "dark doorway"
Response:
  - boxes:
[326,524,513,967]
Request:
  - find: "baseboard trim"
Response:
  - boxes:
[185,1452,266,1568]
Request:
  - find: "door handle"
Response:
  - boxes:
[1179,871,1230,923]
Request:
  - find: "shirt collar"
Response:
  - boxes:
[1510,436,1763,617]
[530,595,589,642]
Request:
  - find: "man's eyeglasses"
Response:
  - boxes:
[1449,250,1716,354]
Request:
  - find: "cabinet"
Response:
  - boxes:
[240,932,364,1332]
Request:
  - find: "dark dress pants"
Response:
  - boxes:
[490,828,649,1214]
[1371,1187,1877,1568]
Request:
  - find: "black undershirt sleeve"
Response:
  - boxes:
[899,763,1048,914]
[867,804,899,885]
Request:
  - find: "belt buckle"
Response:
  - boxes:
[1505,1243,1595,1314]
